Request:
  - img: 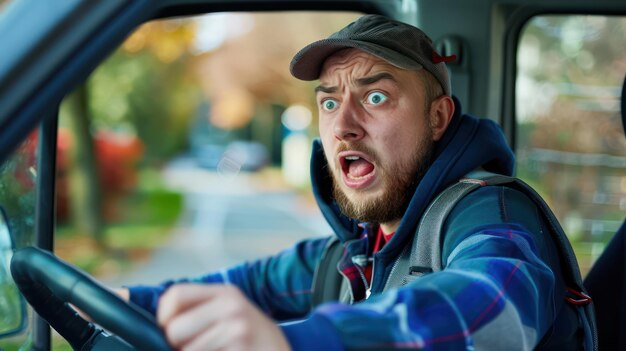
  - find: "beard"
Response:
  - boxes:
[328,136,435,225]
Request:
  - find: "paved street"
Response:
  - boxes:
[103,157,330,286]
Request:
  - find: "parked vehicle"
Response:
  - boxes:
[195,141,269,172]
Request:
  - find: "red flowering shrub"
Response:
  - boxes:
[56,129,144,222]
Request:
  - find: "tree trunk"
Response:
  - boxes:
[65,85,104,246]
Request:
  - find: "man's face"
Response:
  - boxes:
[316,49,437,227]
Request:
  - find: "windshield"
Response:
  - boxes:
[0,8,360,350]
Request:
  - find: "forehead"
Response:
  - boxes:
[319,48,403,82]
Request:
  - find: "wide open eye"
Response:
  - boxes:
[321,99,339,111]
[366,91,388,105]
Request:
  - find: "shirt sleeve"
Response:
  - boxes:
[127,235,332,320]
[280,186,560,351]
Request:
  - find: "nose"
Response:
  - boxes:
[333,98,365,142]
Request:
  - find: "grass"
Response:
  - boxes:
[106,189,183,247]
[54,169,183,277]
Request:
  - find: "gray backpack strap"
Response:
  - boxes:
[383,171,598,351]
[311,237,345,308]
[409,171,518,276]
[384,173,495,289]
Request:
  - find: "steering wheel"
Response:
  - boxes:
[10,246,171,351]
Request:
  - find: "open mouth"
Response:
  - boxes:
[339,152,376,189]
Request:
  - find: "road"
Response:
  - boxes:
[103,157,331,286]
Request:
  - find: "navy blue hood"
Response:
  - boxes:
[310,97,515,258]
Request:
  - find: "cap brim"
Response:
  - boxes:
[290,38,423,81]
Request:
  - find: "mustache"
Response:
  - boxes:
[335,142,379,162]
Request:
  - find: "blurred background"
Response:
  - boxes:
[516,15,626,271]
[0,4,624,350]
[49,12,363,284]
[40,12,625,286]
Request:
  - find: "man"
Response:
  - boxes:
[121,15,576,350]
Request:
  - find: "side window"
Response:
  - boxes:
[52,11,358,349]
[516,15,626,273]
[0,131,37,350]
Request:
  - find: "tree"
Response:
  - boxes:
[58,19,199,245]
[88,20,200,165]
[64,85,104,244]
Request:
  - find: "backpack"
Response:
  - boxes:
[311,171,598,350]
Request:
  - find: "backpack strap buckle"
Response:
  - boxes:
[565,287,593,306]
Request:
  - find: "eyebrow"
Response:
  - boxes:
[355,72,397,86]
[314,72,397,94]
[314,85,337,94]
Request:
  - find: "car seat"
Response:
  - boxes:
[583,74,626,350]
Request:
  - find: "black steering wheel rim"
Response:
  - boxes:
[10,246,171,351]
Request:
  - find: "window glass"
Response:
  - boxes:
[0,2,37,349]
[0,130,37,350]
[516,15,626,274]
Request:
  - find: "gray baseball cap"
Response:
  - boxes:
[289,14,455,96]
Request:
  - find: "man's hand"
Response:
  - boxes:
[72,287,130,321]
[113,287,130,301]
[157,284,291,351]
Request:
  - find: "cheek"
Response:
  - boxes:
[318,123,336,163]
[369,120,411,148]
[375,125,425,164]
[318,121,333,143]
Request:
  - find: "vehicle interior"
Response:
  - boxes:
[0,0,624,350]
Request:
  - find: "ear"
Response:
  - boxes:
[429,95,455,141]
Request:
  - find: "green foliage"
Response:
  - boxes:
[0,336,33,351]
[0,281,23,335]
[0,137,36,249]
[87,38,202,166]
[523,16,625,84]
[106,186,183,255]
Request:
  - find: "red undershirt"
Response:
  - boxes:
[364,226,395,284]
